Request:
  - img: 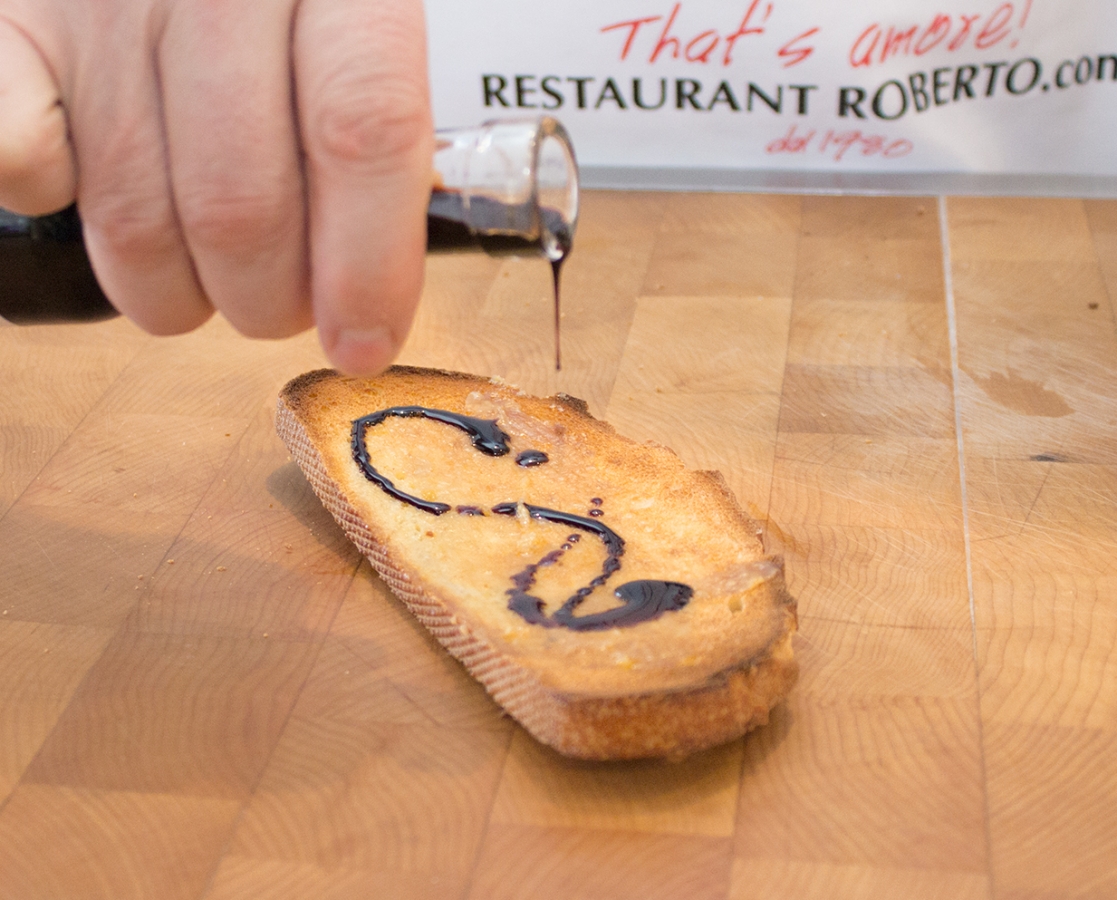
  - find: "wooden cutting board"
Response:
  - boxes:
[1,192,1115,900]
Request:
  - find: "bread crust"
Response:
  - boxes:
[276,366,797,759]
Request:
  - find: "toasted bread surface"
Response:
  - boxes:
[276,366,797,758]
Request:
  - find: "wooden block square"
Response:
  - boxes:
[0,503,184,627]
[24,631,319,798]
[612,295,792,396]
[660,192,802,237]
[642,231,797,298]
[229,718,508,875]
[0,784,240,900]
[94,322,325,420]
[964,458,1117,541]
[794,236,945,307]
[490,728,743,838]
[984,722,1117,900]
[787,297,950,368]
[207,854,469,900]
[801,196,939,241]
[0,621,114,801]
[124,508,354,640]
[0,319,144,430]
[775,525,970,632]
[778,364,955,438]
[728,858,990,900]
[734,697,986,871]
[0,423,71,518]
[468,823,733,900]
[301,572,510,730]
[953,258,1110,331]
[1084,199,1117,235]
[770,435,962,529]
[973,538,1117,731]
[947,197,1097,264]
[19,412,246,517]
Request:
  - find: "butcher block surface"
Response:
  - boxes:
[1,193,1115,899]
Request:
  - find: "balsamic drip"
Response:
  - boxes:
[548,215,572,373]
[428,190,571,371]
[350,405,692,630]
[515,449,549,467]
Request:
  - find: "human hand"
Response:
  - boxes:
[0,0,432,375]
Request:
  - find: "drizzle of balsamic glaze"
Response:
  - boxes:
[350,405,692,630]
[351,406,511,515]
[498,503,691,630]
[515,449,549,467]
[556,581,694,631]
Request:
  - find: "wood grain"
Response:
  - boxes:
[947,197,1117,900]
[1,192,1115,899]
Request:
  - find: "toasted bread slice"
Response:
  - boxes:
[276,366,797,759]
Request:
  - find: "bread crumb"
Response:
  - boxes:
[216,566,227,572]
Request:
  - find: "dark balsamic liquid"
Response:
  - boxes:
[351,404,693,631]
[352,406,511,515]
[428,190,572,371]
[515,449,549,467]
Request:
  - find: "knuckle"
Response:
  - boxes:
[85,200,178,263]
[176,185,295,257]
[308,71,431,171]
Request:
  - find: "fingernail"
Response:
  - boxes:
[326,326,397,376]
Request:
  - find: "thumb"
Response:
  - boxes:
[0,16,75,215]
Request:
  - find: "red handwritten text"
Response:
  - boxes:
[767,125,914,162]
[849,1,1032,68]
[601,1,775,67]
[778,27,820,68]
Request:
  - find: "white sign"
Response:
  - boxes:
[427,0,1117,189]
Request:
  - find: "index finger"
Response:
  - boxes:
[294,0,433,376]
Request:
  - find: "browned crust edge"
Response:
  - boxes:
[275,371,798,760]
